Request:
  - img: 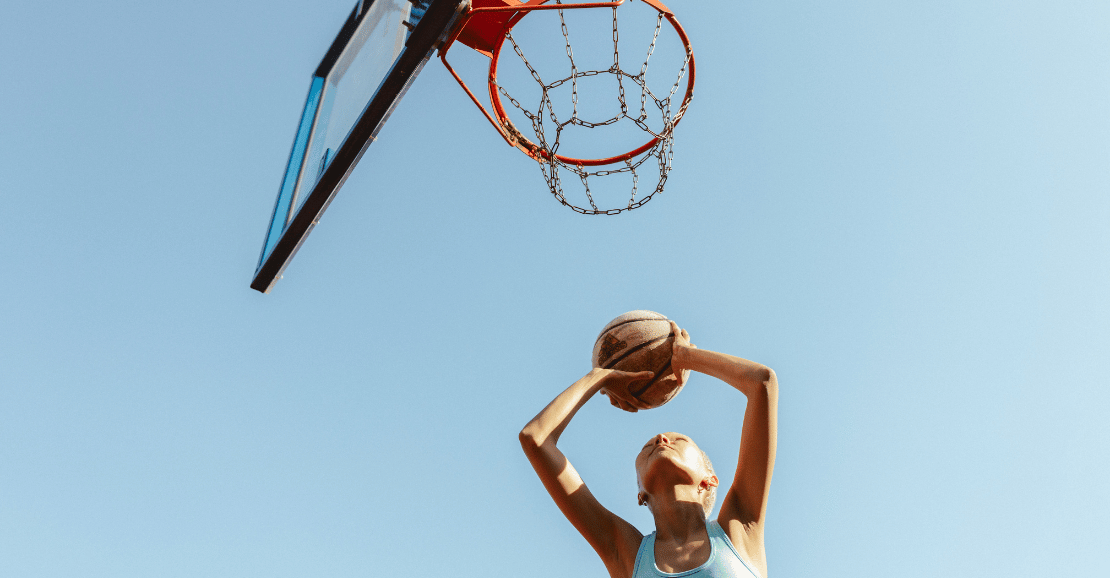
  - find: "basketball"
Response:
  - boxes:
[591,310,690,409]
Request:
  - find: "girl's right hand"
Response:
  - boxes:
[592,368,654,413]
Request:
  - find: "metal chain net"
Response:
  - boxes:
[495,2,692,214]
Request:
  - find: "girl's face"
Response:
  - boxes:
[635,432,705,492]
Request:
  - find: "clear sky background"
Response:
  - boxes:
[2,1,1108,577]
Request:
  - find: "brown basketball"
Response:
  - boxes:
[591,310,689,409]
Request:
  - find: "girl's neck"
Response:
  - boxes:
[650,495,708,543]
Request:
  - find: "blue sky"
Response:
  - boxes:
[2,1,1108,577]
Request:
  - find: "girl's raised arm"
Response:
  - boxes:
[519,369,653,578]
[670,322,778,578]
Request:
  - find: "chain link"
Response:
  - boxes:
[500,3,691,214]
[613,7,627,117]
[556,2,580,122]
[638,14,663,123]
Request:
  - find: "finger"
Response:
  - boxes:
[609,391,633,407]
[628,375,654,396]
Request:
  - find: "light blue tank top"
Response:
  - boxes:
[632,520,762,578]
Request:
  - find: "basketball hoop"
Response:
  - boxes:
[440,0,695,214]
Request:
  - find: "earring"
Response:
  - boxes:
[638,495,647,506]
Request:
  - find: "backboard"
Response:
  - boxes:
[252,0,468,293]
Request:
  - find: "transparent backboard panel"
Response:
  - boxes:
[296,0,412,216]
[254,0,462,293]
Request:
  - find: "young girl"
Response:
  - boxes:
[520,322,778,578]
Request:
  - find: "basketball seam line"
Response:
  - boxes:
[632,358,673,397]
[593,315,669,346]
[601,331,675,371]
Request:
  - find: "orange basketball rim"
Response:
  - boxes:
[438,0,696,167]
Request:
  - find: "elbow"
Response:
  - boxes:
[761,367,778,396]
[519,427,540,453]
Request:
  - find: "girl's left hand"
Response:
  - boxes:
[669,320,696,385]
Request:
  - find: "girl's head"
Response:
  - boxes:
[635,432,718,517]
